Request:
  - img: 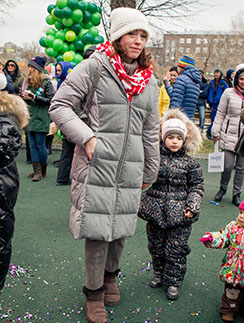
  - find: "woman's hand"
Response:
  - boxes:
[22,90,34,100]
[184,209,194,219]
[85,137,96,161]
[213,136,220,144]
[141,183,150,190]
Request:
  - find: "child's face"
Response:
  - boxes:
[238,209,244,226]
[165,134,184,152]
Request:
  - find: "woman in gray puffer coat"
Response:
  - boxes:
[138,108,204,301]
[49,7,160,323]
[212,64,244,207]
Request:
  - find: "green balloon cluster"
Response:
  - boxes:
[40,0,104,66]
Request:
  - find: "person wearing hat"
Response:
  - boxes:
[163,54,201,121]
[0,60,14,94]
[200,200,244,322]
[223,68,234,88]
[212,64,244,207]
[138,108,203,301]
[49,7,160,323]
[21,56,55,181]
[196,70,209,135]
[159,66,178,117]
[0,91,29,291]
[206,69,229,139]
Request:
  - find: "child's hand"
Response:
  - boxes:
[200,234,213,247]
[184,209,193,219]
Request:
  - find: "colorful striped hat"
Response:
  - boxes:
[178,55,195,68]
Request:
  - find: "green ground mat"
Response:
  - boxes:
[0,149,243,323]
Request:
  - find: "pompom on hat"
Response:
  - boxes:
[28,56,47,72]
[110,7,150,42]
[161,118,187,142]
[239,201,244,211]
[178,55,195,68]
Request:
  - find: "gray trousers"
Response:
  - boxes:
[85,238,125,290]
[221,150,244,196]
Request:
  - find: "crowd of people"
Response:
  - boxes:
[1,6,244,323]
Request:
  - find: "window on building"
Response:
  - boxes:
[186,38,192,44]
[165,39,170,48]
[195,47,201,53]
[179,38,185,44]
[202,47,208,53]
[179,47,184,53]
[171,40,176,49]
[238,39,243,46]
[203,38,208,44]
[196,38,201,45]
[186,47,191,53]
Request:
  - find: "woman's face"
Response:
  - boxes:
[7,62,16,73]
[165,134,184,152]
[169,71,178,84]
[56,64,62,77]
[28,66,35,74]
[119,30,147,62]
[238,75,244,90]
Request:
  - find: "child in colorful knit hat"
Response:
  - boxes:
[200,201,244,322]
[138,108,204,300]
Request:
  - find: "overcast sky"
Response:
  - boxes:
[0,0,243,47]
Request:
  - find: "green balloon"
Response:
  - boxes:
[78,1,87,12]
[46,27,56,37]
[83,43,93,53]
[62,7,72,18]
[54,7,63,18]
[56,0,68,9]
[65,30,76,42]
[51,8,58,20]
[39,37,47,48]
[70,50,76,57]
[87,3,97,13]
[56,30,66,41]
[89,26,99,37]
[53,39,64,51]
[82,21,93,29]
[62,17,73,27]
[78,28,89,39]
[46,14,56,25]
[97,6,102,14]
[60,42,70,53]
[45,35,55,47]
[91,12,101,26]
[75,39,84,51]
[83,11,91,23]
[74,53,83,64]
[63,51,74,62]
[72,9,83,23]
[67,0,79,10]
[69,43,76,51]
[45,47,58,57]
[56,54,64,62]
[94,35,104,44]
[47,4,56,14]
[57,129,62,140]
[55,21,64,30]
[71,23,82,34]
[82,32,93,44]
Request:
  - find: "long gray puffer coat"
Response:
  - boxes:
[212,64,244,151]
[49,51,160,241]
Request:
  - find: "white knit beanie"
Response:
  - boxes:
[161,118,187,142]
[110,7,150,42]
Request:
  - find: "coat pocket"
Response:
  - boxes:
[137,192,163,226]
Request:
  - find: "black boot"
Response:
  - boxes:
[232,193,241,207]
[214,188,226,202]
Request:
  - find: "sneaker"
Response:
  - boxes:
[56,180,71,186]
[166,286,179,300]
[149,277,162,288]
[221,314,234,322]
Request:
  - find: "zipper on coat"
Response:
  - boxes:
[225,120,230,133]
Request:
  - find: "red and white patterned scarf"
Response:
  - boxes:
[96,41,153,102]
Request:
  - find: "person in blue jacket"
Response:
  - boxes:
[196,70,209,134]
[0,60,14,94]
[206,69,229,139]
[164,55,201,121]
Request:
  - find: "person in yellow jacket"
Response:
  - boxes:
[159,66,178,117]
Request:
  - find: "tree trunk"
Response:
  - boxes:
[110,0,136,11]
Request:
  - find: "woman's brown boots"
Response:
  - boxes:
[83,270,121,323]
[28,162,47,181]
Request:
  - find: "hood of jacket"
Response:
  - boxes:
[160,108,202,154]
[0,92,29,128]
[234,63,244,90]
[55,61,73,89]
[4,59,22,81]
[182,65,201,84]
